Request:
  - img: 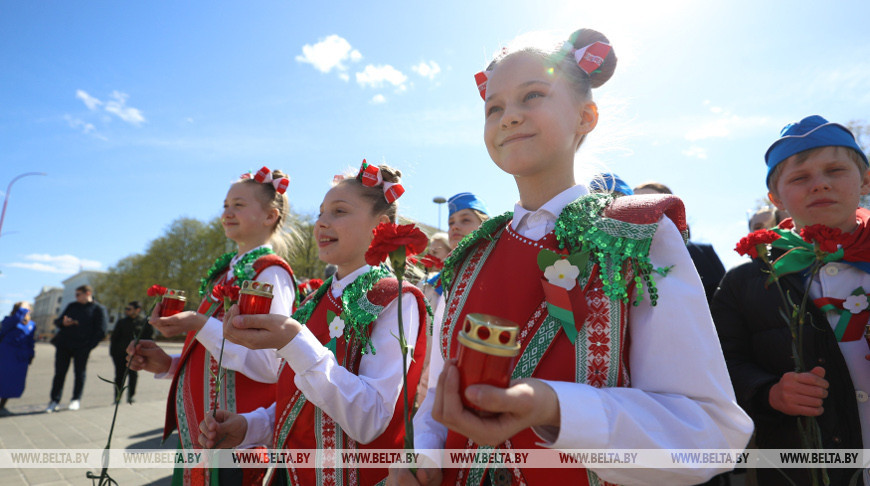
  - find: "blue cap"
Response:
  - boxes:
[588,173,634,196]
[765,115,868,186]
[447,192,489,217]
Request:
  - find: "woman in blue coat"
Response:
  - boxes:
[0,302,36,416]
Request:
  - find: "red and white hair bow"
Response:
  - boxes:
[474,71,491,101]
[570,41,611,75]
[356,159,404,204]
[248,165,290,194]
[473,41,611,100]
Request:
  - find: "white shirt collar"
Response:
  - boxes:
[511,185,588,239]
[331,265,371,298]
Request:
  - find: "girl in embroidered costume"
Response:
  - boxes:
[128,167,298,485]
[198,162,429,486]
[388,29,752,486]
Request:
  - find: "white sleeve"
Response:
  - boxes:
[239,402,277,448]
[538,216,754,485]
[277,293,420,444]
[194,265,295,384]
[155,353,181,380]
[412,293,449,468]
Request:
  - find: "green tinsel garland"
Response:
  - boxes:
[198,247,276,297]
[290,265,393,355]
[441,193,661,306]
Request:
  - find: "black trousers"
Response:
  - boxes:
[50,345,91,402]
[112,353,138,400]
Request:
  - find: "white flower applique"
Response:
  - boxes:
[329,315,345,339]
[543,259,580,291]
[844,294,869,314]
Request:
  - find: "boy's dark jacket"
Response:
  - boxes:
[712,247,862,485]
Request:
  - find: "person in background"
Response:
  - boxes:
[0,302,36,417]
[634,181,726,304]
[46,285,106,413]
[749,206,789,231]
[109,301,152,404]
[588,172,634,196]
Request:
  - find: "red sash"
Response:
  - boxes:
[273,278,428,486]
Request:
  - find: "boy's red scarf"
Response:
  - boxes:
[776,208,870,274]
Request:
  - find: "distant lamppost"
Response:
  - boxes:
[0,172,48,239]
[433,196,447,231]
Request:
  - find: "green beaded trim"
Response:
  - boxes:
[340,265,393,355]
[442,193,661,305]
[198,247,276,296]
[442,211,513,290]
[290,265,393,356]
[554,193,659,305]
[291,276,334,325]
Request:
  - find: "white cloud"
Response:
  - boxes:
[8,254,102,274]
[76,90,102,110]
[295,35,362,74]
[355,64,407,89]
[682,146,708,159]
[411,60,441,80]
[104,91,145,125]
[370,94,386,104]
[64,115,96,134]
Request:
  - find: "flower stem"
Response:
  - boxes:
[212,336,226,418]
[88,299,156,486]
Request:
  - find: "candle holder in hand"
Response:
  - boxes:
[239,280,274,315]
[456,313,521,416]
[160,289,187,317]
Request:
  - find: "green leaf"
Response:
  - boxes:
[566,251,589,271]
[537,249,561,272]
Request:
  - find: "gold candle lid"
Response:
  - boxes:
[163,288,186,301]
[457,313,520,357]
[239,280,274,298]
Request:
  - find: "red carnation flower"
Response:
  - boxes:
[147,285,168,297]
[211,284,240,311]
[800,225,843,254]
[364,223,429,267]
[420,254,444,270]
[735,229,781,258]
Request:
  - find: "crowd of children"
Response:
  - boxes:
[116,25,870,486]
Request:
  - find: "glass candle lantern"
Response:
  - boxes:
[239,280,274,315]
[161,289,187,317]
[456,313,521,416]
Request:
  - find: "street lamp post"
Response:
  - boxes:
[433,196,447,231]
[0,172,48,239]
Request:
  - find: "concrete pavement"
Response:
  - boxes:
[0,341,183,485]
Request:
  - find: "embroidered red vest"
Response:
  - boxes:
[163,254,296,485]
[273,277,429,486]
[440,195,687,486]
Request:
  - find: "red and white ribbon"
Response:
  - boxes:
[474,71,491,100]
[572,41,611,75]
[247,165,290,194]
[473,41,610,100]
[355,159,404,203]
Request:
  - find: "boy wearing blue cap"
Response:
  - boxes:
[713,115,870,485]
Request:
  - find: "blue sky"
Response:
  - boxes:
[2,0,870,315]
